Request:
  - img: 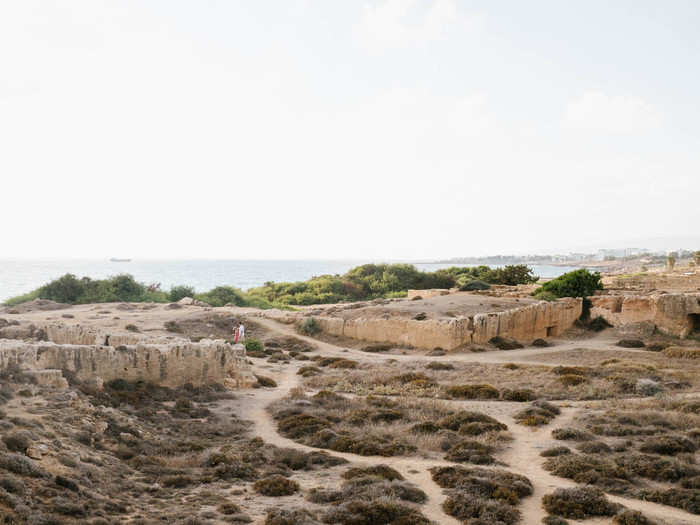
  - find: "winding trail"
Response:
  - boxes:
[225,317,698,525]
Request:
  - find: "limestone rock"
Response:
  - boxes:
[614,321,656,339]
[26,445,46,460]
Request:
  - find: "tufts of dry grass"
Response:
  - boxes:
[302,357,694,401]
[431,465,532,525]
[542,486,620,519]
[662,346,700,359]
[269,392,509,458]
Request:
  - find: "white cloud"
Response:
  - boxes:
[357,0,464,49]
[564,91,662,133]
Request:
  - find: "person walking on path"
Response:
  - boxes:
[233,325,239,343]
[238,323,245,341]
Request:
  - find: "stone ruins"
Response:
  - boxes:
[0,321,254,389]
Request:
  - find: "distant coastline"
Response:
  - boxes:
[0,259,579,303]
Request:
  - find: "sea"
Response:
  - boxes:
[0,259,580,302]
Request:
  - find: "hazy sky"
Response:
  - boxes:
[2,1,699,259]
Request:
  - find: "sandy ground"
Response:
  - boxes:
[3,302,698,524]
[300,292,538,321]
[232,317,698,525]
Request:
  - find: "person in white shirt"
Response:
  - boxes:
[238,323,245,341]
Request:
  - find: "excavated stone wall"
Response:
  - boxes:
[590,293,700,338]
[0,338,253,388]
[607,272,700,292]
[43,324,173,347]
[260,298,582,350]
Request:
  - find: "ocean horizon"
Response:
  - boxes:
[0,259,580,302]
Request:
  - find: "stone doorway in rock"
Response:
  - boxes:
[689,314,700,335]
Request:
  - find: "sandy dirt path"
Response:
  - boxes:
[224,363,461,525]
[229,317,698,525]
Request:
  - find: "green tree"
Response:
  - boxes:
[168,285,195,302]
[196,286,245,307]
[533,269,603,299]
[38,273,86,303]
[667,252,677,271]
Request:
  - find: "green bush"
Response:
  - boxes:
[195,286,244,307]
[534,291,557,302]
[244,263,538,306]
[459,280,491,291]
[168,285,195,302]
[244,338,264,352]
[534,269,603,299]
[297,317,321,336]
[4,273,169,304]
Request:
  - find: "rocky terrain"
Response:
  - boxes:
[0,297,698,525]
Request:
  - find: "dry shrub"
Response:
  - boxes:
[576,440,612,454]
[308,464,425,508]
[542,516,569,525]
[445,384,499,400]
[265,508,320,525]
[162,474,196,488]
[514,400,560,426]
[500,389,536,402]
[164,320,182,333]
[637,488,699,514]
[616,339,645,348]
[551,427,594,441]
[2,431,31,453]
[558,374,587,386]
[217,502,241,515]
[439,411,507,432]
[639,435,696,455]
[613,454,699,482]
[613,510,657,525]
[425,361,454,371]
[431,465,532,525]
[317,357,358,369]
[489,336,524,350]
[540,446,571,457]
[0,453,47,478]
[310,429,414,457]
[272,447,347,471]
[410,421,441,434]
[682,476,700,489]
[254,375,277,388]
[323,499,431,525]
[253,475,299,496]
[278,413,331,439]
[445,440,495,464]
[543,454,629,485]
[361,343,392,353]
[265,335,316,353]
[297,366,321,377]
[662,346,700,359]
[551,366,593,376]
[343,465,403,481]
[271,392,487,457]
[542,486,620,519]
